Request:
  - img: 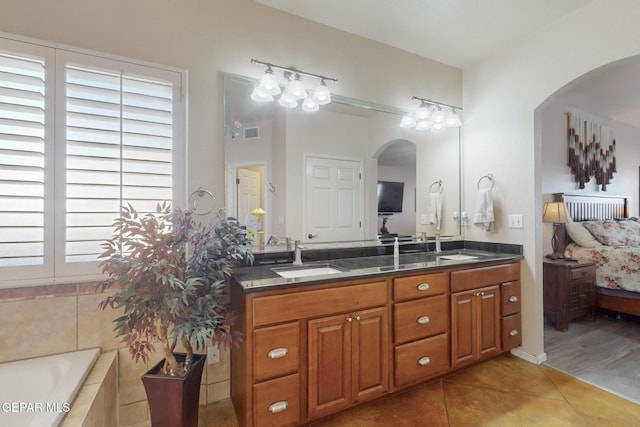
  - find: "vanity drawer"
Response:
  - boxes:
[253,373,300,427]
[393,294,448,344]
[254,322,299,382]
[451,262,520,293]
[502,313,522,350]
[393,272,449,301]
[253,281,387,327]
[501,281,521,316]
[394,333,449,388]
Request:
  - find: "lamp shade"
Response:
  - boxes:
[542,202,570,224]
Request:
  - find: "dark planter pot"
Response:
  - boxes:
[141,353,206,427]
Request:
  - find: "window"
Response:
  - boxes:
[0,36,185,284]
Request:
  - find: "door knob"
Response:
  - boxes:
[308,233,318,239]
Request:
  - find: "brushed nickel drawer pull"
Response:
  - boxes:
[417,283,430,291]
[267,348,288,359]
[509,295,519,303]
[346,316,353,323]
[268,401,288,414]
[417,315,431,325]
[418,356,431,366]
[354,315,361,321]
[509,329,519,337]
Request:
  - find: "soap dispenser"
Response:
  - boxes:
[393,237,399,260]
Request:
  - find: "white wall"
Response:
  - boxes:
[463,0,640,362]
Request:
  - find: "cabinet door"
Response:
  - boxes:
[451,290,476,367]
[308,313,352,419]
[451,285,500,369]
[351,306,388,403]
[477,286,500,359]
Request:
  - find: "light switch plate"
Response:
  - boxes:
[508,214,524,228]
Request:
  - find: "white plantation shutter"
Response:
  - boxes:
[0,42,54,280]
[62,62,175,268]
[0,37,184,284]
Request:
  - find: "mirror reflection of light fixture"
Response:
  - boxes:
[251,59,337,112]
[400,96,463,132]
[302,96,319,112]
[542,201,570,259]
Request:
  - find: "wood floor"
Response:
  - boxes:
[197,353,640,426]
[544,311,640,405]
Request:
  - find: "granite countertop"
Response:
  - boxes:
[232,249,523,293]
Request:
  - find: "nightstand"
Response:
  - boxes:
[543,259,596,332]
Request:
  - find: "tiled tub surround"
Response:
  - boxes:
[0,281,232,426]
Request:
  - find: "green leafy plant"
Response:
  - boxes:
[98,202,253,375]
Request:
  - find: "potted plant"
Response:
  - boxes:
[98,202,253,427]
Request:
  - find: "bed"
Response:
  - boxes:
[553,192,640,317]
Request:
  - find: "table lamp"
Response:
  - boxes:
[542,201,570,259]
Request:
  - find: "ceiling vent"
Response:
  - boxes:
[244,126,259,140]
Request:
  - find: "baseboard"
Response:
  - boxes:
[510,347,547,365]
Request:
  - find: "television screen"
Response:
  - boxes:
[377,181,404,214]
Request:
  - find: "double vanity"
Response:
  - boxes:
[230,244,522,427]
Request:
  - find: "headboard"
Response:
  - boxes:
[552,193,630,253]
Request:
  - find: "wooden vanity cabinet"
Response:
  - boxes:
[231,259,522,427]
[450,262,521,369]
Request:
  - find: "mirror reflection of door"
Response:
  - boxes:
[304,155,363,242]
[234,164,266,243]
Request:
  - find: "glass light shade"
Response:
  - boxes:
[415,119,432,131]
[286,77,307,100]
[278,92,298,108]
[414,102,431,121]
[430,122,446,132]
[445,109,462,127]
[250,86,274,102]
[302,96,319,112]
[259,71,281,96]
[311,82,331,105]
[399,113,416,128]
[432,106,446,124]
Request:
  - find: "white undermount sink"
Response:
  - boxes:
[272,264,346,279]
[438,254,478,261]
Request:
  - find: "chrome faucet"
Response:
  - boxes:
[293,240,304,266]
[435,231,442,254]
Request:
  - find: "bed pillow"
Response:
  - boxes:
[582,220,640,247]
[565,222,600,248]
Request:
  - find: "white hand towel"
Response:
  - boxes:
[473,188,494,231]
[427,192,442,231]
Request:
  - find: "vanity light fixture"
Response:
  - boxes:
[400,96,463,132]
[251,59,337,112]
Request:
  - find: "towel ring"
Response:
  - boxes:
[429,180,444,194]
[188,186,216,216]
[477,174,494,190]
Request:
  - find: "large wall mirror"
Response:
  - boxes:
[223,73,462,250]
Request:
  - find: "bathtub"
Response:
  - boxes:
[0,348,100,427]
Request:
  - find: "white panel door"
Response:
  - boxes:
[237,167,261,223]
[304,156,363,242]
